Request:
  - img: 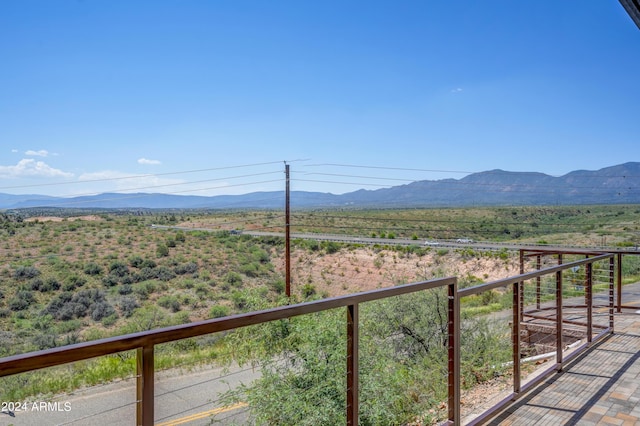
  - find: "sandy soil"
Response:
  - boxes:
[24,215,103,222]
[275,246,521,297]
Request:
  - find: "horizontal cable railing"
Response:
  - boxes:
[0,251,635,425]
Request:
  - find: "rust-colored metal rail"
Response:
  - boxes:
[460,253,615,426]
[0,276,456,426]
[0,250,632,425]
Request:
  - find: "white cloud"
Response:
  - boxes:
[78,170,130,181]
[138,158,162,165]
[0,159,74,178]
[25,150,50,157]
[451,87,463,93]
[11,149,18,153]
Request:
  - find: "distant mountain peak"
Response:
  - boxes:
[1,163,638,210]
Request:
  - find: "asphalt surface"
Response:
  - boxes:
[1,363,259,426]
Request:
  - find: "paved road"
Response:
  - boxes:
[1,363,259,426]
[151,224,640,254]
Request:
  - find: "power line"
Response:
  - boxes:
[48,171,283,199]
[302,172,415,183]
[292,177,639,195]
[18,179,285,208]
[298,171,639,191]
[303,163,640,179]
[2,159,638,204]
[0,160,295,191]
[304,163,474,174]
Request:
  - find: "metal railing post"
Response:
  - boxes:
[519,250,524,322]
[617,253,622,313]
[447,280,460,425]
[512,281,521,394]
[136,345,154,426]
[536,255,541,310]
[347,304,359,426]
[610,257,615,332]
[586,262,593,345]
[556,269,563,371]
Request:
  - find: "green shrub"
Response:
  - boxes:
[231,291,248,309]
[43,289,115,322]
[9,290,35,311]
[156,243,169,257]
[301,284,316,299]
[84,262,103,276]
[324,241,340,254]
[224,272,243,287]
[29,278,44,291]
[128,255,145,268]
[194,283,210,299]
[158,295,181,312]
[65,275,87,291]
[101,275,119,287]
[109,261,129,278]
[119,297,139,318]
[240,262,261,277]
[154,266,176,281]
[270,279,285,294]
[91,302,116,321]
[14,266,41,280]
[133,281,157,300]
[209,305,231,318]
[102,313,118,327]
[174,262,198,275]
[118,284,133,295]
[41,277,61,292]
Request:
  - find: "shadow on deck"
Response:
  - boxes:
[486,310,640,425]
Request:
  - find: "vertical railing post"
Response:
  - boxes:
[347,304,359,426]
[555,268,563,371]
[583,255,590,307]
[447,280,460,425]
[610,256,615,333]
[586,261,593,345]
[512,281,521,394]
[136,345,154,426]
[518,250,524,322]
[536,255,541,310]
[616,253,622,313]
[285,163,291,298]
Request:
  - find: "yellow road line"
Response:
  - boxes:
[155,402,248,426]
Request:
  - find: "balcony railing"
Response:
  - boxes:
[0,250,633,425]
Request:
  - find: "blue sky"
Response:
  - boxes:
[1,1,639,198]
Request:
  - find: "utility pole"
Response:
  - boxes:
[285,162,291,298]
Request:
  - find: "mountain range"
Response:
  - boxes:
[1,162,639,210]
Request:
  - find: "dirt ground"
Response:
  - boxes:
[275,246,521,298]
[24,215,102,222]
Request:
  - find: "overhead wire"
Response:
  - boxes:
[303,162,640,179]
[16,171,284,201]
[17,179,286,208]
[0,160,290,191]
[1,159,637,207]
[292,177,639,196]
